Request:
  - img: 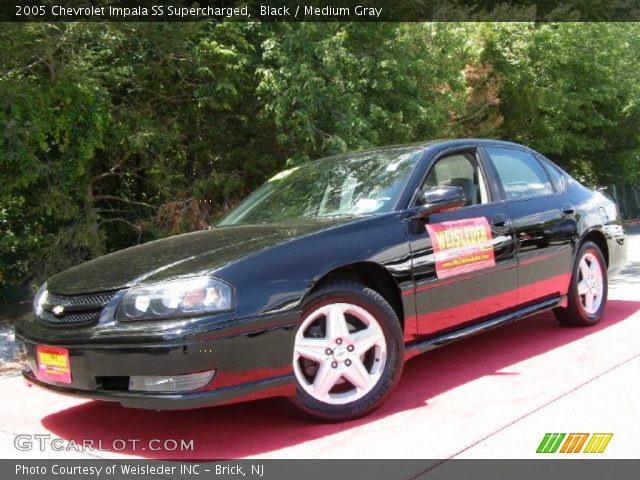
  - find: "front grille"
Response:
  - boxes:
[40,310,101,324]
[46,292,115,307]
[40,291,118,325]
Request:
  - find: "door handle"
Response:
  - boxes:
[490,214,512,233]
[562,204,576,216]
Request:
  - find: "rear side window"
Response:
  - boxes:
[485,147,554,200]
[540,158,567,192]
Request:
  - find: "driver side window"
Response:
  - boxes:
[419,152,489,206]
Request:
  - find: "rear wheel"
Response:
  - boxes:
[554,241,607,327]
[291,281,404,422]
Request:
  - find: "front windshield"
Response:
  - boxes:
[219,148,422,226]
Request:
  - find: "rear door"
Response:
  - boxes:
[481,146,575,306]
[404,147,518,337]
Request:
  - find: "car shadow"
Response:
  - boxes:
[41,299,640,459]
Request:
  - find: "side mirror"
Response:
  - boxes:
[418,186,466,217]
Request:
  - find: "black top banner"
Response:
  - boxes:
[5,0,640,22]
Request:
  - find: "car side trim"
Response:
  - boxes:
[404,296,565,359]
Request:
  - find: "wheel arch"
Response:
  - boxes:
[306,262,405,331]
[579,228,609,267]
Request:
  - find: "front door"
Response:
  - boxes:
[404,148,518,338]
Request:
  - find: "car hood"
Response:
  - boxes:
[47,219,350,295]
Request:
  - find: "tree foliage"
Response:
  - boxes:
[1,22,639,301]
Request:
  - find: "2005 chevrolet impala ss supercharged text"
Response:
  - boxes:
[16,139,628,421]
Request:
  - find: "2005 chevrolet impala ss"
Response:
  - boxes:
[16,139,628,421]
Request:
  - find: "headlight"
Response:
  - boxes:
[33,282,48,316]
[116,276,234,321]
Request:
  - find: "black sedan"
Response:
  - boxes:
[16,139,628,421]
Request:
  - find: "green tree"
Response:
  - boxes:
[486,23,640,184]
[1,22,639,302]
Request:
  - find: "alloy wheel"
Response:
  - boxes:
[577,251,604,315]
[293,303,387,405]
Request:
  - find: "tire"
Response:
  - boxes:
[554,241,608,327]
[290,280,404,422]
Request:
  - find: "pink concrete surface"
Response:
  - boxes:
[1,299,639,459]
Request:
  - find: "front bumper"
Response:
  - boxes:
[15,311,298,410]
[22,371,295,410]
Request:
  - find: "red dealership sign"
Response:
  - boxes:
[426,217,496,279]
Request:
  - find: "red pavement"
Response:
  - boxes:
[2,299,639,459]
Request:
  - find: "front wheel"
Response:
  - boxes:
[554,241,608,327]
[291,281,404,422]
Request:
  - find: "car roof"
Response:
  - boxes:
[300,139,534,169]
[410,138,528,150]
[344,138,530,156]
